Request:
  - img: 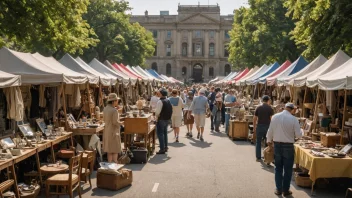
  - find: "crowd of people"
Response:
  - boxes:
[147,83,303,196]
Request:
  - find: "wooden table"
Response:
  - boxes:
[40,164,69,175]
[294,144,352,194]
[0,132,73,198]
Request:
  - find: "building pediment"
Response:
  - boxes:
[179,13,219,24]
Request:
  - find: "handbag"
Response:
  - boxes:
[117,149,131,164]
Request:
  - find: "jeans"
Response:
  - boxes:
[157,120,169,151]
[210,104,214,130]
[256,124,269,159]
[221,106,225,125]
[213,111,221,131]
[225,113,230,134]
[274,143,294,192]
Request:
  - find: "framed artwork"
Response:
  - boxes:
[67,114,77,123]
[1,137,15,149]
[18,124,34,137]
[36,118,47,133]
[304,120,312,132]
[340,144,352,154]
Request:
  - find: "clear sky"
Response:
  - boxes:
[127,0,248,15]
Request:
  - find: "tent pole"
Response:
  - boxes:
[341,89,347,144]
[61,83,68,130]
[86,82,93,117]
[257,84,260,99]
[311,88,320,134]
[302,86,308,118]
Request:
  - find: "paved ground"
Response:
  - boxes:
[42,119,347,198]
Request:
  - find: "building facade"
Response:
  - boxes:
[130,4,233,82]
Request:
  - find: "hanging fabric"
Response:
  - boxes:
[39,85,46,108]
[4,87,24,121]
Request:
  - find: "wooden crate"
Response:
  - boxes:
[124,114,152,135]
[228,120,235,138]
[233,121,248,139]
[320,132,340,147]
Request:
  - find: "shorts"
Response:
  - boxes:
[194,114,206,128]
[171,116,182,127]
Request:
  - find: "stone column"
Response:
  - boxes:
[188,30,192,57]
[215,30,220,58]
[172,30,177,57]
[160,30,165,57]
[204,30,209,58]
[176,30,181,57]
[216,61,220,76]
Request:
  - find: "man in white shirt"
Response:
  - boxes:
[168,89,184,142]
[266,103,303,196]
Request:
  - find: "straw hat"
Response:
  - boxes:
[107,93,119,102]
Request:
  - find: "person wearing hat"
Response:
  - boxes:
[184,91,195,137]
[189,89,209,141]
[103,93,123,163]
[155,88,173,154]
[266,103,303,196]
[253,95,274,162]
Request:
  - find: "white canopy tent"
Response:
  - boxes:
[31,53,88,85]
[0,47,74,84]
[128,66,153,82]
[294,50,350,87]
[59,54,99,85]
[135,66,161,82]
[318,58,352,90]
[306,50,350,87]
[235,66,259,86]
[75,57,114,86]
[278,55,327,86]
[245,64,270,85]
[89,58,128,85]
[0,69,21,88]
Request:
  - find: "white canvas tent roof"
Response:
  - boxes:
[59,54,99,84]
[89,58,127,85]
[235,66,259,86]
[245,64,270,85]
[31,53,88,84]
[278,55,327,86]
[0,47,72,84]
[135,66,161,82]
[305,50,350,87]
[128,66,153,82]
[75,57,114,86]
[318,58,352,90]
[0,69,21,88]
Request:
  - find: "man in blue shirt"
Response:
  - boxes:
[189,89,209,141]
[224,89,238,134]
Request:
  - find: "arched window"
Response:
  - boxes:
[182,43,187,56]
[209,67,214,77]
[209,43,215,56]
[182,67,187,75]
[151,62,158,72]
[224,64,231,76]
[166,63,171,75]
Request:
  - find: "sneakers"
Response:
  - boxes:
[186,132,190,137]
[256,159,262,162]
[189,132,193,138]
[165,147,169,152]
[156,150,166,154]
[176,137,179,143]
[283,190,292,196]
[200,136,204,141]
[197,133,200,139]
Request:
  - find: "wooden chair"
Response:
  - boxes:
[80,150,94,187]
[46,154,82,198]
[0,180,14,198]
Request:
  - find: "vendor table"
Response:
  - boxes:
[294,144,352,194]
[0,132,73,198]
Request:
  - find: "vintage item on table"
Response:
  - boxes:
[95,106,101,120]
[295,172,312,188]
[320,132,341,147]
[98,162,124,174]
[136,97,145,116]
[263,146,274,165]
[310,150,325,157]
[97,168,133,191]
[35,118,46,133]
[1,137,15,149]
[339,144,352,155]
[130,147,148,164]
[18,124,34,137]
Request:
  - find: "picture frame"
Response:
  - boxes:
[1,137,15,149]
[304,120,312,132]
[36,118,47,133]
[339,144,352,154]
[18,124,34,137]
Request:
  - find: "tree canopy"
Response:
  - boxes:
[228,0,301,69]
[285,0,352,59]
[81,0,155,66]
[0,0,98,57]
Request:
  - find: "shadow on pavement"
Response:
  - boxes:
[231,140,252,146]
[189,138,213,149]
[210,130,228,138]
[148,155,172,165]
[260,161,275,174]
[91,185,131,197]
[124,163,146,171]
[168,142,186,148]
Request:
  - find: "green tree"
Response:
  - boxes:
[285,0,352,59]
[228,0,302,69]
[0,0,98,57]
[82,0,155,66]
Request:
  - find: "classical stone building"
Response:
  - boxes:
[130,4,233,82]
